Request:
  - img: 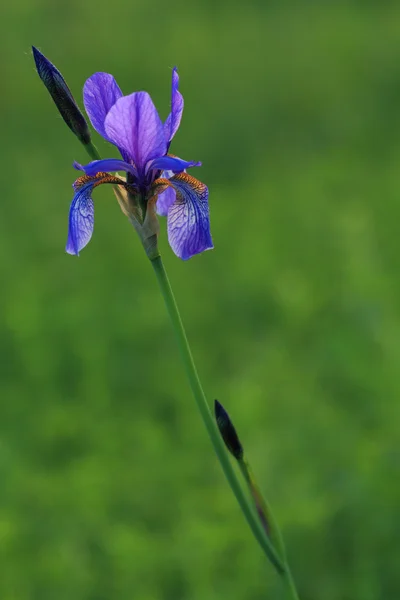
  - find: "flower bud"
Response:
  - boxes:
[32,46,91,145]
[214,399,243,460]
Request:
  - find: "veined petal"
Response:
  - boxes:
[74,158,137,177]
[104,92,166,173]
[83,73,123,141]
[147,155,200,173]
[154,173,213,260]
[66,183,95,256]
[164,67,184,144]
[66,173,123,256]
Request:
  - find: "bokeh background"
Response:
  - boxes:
[1,1,400,598]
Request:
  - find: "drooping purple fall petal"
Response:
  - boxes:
[66,181,95,255]
[104,92,166,172]
[66,173,124,255]
[83,72,123,142]
[164,67,184,144]
[165,173,213,260]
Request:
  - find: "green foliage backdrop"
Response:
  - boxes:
[1,1,400,598]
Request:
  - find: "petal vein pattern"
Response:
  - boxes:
[104,92,166,171]
[66,182,95,256]
[166,173,213,260]
[83,73,123,141]
[66,173,123,255]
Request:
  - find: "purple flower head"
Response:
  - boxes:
[67,68,213,260]
[32,47,91,145]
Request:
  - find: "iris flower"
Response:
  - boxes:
[66,69,213,260]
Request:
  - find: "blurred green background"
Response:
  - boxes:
[1,1,400,598]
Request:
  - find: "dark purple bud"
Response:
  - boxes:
[214,399,243,460]
[32,46,91,145]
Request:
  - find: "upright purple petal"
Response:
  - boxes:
[66,181,95,255]
[165,173,213,260]
[83,73,123,142]
[147,155,200,173]
[164,67,184,144]
[104,92,166,173]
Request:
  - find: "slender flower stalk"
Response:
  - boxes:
[60,80,287,578]
[33,49,302,597]
[150,256,285,576]
[78,122,290,583]
[74,107,290,577]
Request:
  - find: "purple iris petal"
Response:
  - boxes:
[66,181,95,255]
[156,170,175,216]
[164,67,184,144]
[83,73,123,142]
[147,155,200,173]
[157,187,176,216]
[74,158,137,177]
[166,173,213,260]
[104,92,166,173]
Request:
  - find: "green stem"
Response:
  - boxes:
[83,140,101,160]
[285,570,300,600]
[150,255,285,576]
[239,458,287,560]
[239,460,300,600]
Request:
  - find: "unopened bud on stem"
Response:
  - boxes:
[214,399,244,460]
[32,46,91,145]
